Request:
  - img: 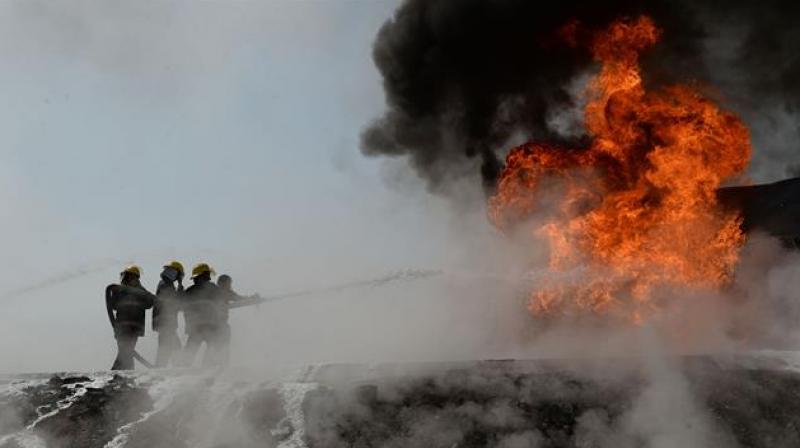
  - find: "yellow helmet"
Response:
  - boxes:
[191,263,216,278]
[165,260,185,276]
[121,265,142,277]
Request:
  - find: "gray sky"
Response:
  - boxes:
[0,0,503,373]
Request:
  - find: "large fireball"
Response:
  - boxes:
[488,16,752,323]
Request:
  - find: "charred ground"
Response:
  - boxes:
[3,357,800,447]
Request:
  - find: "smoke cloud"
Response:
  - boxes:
[362,0,800,194]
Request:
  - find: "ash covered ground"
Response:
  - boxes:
[2,355,800,447]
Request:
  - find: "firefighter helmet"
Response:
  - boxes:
[165,260,185,276]
[121,265,142,278]
[191,263,216,278]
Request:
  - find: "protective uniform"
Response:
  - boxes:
[106,266,155,370]
[215,274,246,366]
[181,263,223,367]
[153,261,185,367]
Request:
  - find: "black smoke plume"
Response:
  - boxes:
[362,0,800,195]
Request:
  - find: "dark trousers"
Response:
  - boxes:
[181,325,221,367]
[155,329,182,367]
[111,333,138,370]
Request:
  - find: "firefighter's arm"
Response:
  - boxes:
[152,295,161,329]
[105,285,117,332]
[227,294,267,309]
[143,290,156,309]
[225,291,246,306]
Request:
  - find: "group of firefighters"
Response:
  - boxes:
[105,261,254,370]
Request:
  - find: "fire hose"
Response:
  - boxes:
[226,268,442,309]
[132,350,154,369]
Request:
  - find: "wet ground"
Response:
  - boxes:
[1,355,800,447]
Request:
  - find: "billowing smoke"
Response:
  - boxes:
[362,0,800,194]
[361,0,800,350]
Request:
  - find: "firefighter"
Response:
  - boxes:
[215,274,247,365]
[180,263,222,367]
[105,265,156,370]
[153,261,185,367]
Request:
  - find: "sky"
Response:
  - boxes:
[0,0,503,373]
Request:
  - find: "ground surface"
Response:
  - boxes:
[2,354,800,447]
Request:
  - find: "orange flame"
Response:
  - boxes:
[488,16,751,322]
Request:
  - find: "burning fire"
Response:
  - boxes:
[488,16,752,323]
